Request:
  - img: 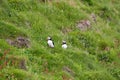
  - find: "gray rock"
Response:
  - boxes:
[76,20,91,31]
[6,37,30,48]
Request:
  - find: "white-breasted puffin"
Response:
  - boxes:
[47,37,54,48]
[62,41,67,49]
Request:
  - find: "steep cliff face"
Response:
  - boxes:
[0,0,120,80]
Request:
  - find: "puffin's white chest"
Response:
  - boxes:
[47,40,54,47]
[62,44,67,49]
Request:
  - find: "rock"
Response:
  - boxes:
[90,13,97,23]
[16,37,30,48]
[76,20,91,31]
[63,66,75,77]
[6,39,17,47]
[6,37,30,48]
[19,59,27,70]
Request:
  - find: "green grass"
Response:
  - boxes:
[0,0,120,80]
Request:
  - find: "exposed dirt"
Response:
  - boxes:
[62,74,73,80]
[7,56,27,70]
[114,39,120,48]
[62,28,72,34]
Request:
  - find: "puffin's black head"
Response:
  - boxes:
[62,41,66,44]
[47,36,52,40]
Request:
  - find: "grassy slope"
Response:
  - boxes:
[0,0,120,80]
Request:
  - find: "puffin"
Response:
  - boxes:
[47,37,54,48]
[62,41,67,49]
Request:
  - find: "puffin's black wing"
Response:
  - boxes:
[53,41,54,45]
